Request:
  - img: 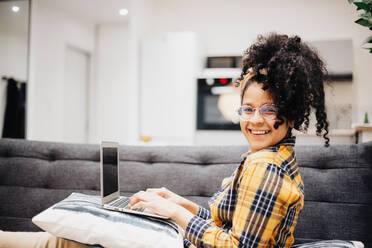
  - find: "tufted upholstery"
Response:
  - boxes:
[0,138,371,246]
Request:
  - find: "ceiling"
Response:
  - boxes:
[49,0,131,24]
[0,0,29,35]
[0,0,131,39]
[0,0,131,25]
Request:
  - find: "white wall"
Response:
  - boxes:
[133,0,372,145]
[90,24,137,144]
[28,0,136,144]
[144,0,360,53]
[140,32,201,145]
[26,0,372,145]
[0,0,29,135]
[140,0,371,124]
[28,0,95,142]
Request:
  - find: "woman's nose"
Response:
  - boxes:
[250,109,265,123]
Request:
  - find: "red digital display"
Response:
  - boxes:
[219,78,228,84]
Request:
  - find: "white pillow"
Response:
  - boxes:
[292,240,364,248]
[32,193,183,248]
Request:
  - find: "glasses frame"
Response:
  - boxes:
[237,103,278,122]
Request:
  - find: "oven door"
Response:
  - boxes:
[197,78,241,130]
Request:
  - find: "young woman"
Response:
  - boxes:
[0,33,329,248]
[129,33,329,247]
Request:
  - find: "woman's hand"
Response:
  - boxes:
[129,191,194,230]
[145,187,199,215]
[129,190,180,219]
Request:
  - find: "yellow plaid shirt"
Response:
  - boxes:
[184,137,304,248]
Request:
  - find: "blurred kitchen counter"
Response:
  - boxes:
[294,126,372,144]
[354,125,372,143]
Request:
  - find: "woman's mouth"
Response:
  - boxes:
[249,129,270,135]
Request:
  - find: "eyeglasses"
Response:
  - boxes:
[237,103,278,121]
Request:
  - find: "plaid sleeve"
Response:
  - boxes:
[196,206,211,220]
[183,238,194,248]
[185,161,300,248]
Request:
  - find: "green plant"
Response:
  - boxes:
[348,0,372,53]
[364,112,369,123]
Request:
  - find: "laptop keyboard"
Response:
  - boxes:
[109,197,145,212]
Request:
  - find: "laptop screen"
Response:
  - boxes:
[102,147,118,197]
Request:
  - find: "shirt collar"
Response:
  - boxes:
[240,136,296,160]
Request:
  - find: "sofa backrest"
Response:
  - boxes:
[294,143,372,246]
[0,138,371,246]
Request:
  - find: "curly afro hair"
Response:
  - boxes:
[237,33,330,146]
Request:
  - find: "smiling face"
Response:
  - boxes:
[240,82,292,153]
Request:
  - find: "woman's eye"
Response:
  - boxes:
[243,107,254,113]
[261,108,277,116]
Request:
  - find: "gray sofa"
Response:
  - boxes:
[0,138,371,246]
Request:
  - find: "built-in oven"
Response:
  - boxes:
[197,76,241,130]
[196,56,243,130]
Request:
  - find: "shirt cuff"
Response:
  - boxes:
[185,215,212,247]
[197,206,211,220]
[183,238,192,248]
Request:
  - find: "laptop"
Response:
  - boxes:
[100,141,169,219]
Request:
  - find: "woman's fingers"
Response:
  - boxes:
[146,188,159,193]
[129,192,166,215]
[129,191,151,206]
[130,200,147,210]
[146,187,168,193]
[146,187,170,198]
[129,191,163,207]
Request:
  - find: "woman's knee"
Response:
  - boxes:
[0,231,89,248]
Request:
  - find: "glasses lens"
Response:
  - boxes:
[261,104,277,119]
[239,105,254,121]
[242,106,254,114]
[238,104,277,121]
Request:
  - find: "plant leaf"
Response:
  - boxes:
[353,1,372,12]
[359,14,372,28]
[360,12,372,19]
[354,2,369,10]
[348,0,355,3]
[362,47,372,53]
[363,35,372,44]
[355,18,371,27]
